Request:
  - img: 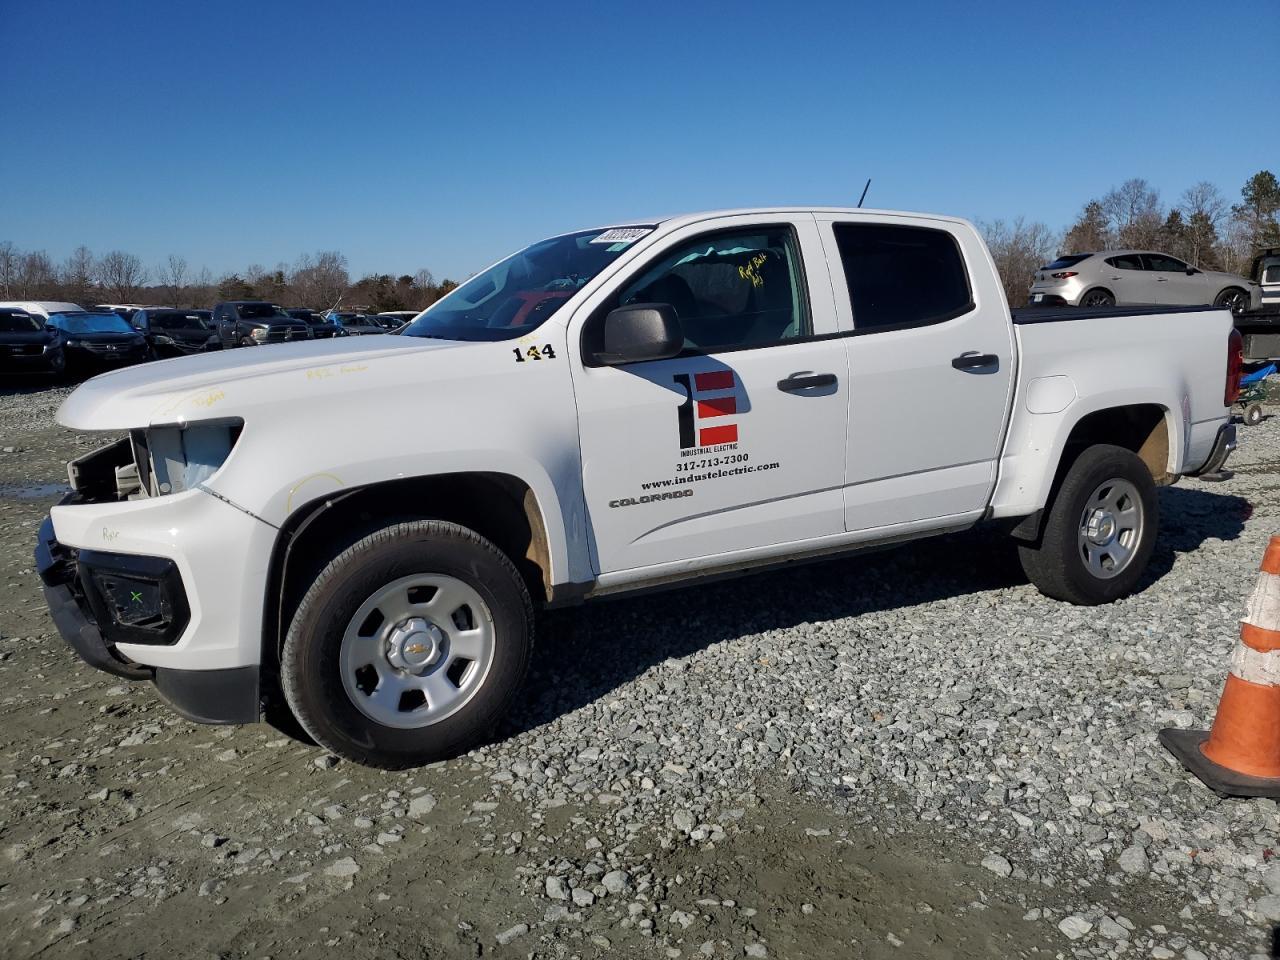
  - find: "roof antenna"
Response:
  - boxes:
[857,179,872,208]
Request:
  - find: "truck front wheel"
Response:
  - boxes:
[281,520,534,769]
[1018,444,1158,605]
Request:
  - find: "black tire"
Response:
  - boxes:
[1018,444,1158,605]
[281,520,534,769]
[1214,287,1250,315]
[1244,403,1264,426]
[1079,288,1116,308]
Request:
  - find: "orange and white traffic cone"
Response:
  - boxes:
[1161,536,1280,797]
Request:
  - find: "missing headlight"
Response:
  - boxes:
[143,420,242,495]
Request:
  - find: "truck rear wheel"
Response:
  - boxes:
[1018,444,1158,605]
[281,520,534,769]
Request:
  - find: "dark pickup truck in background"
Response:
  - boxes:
[212,301,312,348]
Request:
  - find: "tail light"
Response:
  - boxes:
[1051,271,1078,280]
[1225,328,1243,406]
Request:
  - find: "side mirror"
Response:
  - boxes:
[1186,267,1200,275]
[595,303,683,365]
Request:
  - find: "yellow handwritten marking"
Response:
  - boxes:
[191,389,225,408]
[306,364,369,381]
[152,386,228,419]
[738,252,768,289]
[286,472,344,513]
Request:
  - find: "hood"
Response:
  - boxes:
[58,333,465,430]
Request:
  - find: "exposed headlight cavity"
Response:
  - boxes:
[144,422,240,495]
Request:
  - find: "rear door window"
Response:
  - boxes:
[831,223,973,331]
[1105,255,1143,270]
[1143,254,1187,272]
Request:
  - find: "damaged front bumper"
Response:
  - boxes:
[34,484,271,724]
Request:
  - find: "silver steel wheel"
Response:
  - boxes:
[1076,478,1144,580]
[339,573,496,729]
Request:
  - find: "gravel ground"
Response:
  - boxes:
[1,376,1279,959]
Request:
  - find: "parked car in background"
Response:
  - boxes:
[374,310,419,329]
[329,312,386,336]
[1250,248,1280,311]
[1234,248,1280,361]
[0,306,66,376]
[1028,251,1253,313]
[286,308,346,339]
[94,304,150,324]
[0,300,86,320]
[212,301,312,348]
[129,309,220,358]
[45,309,149,372]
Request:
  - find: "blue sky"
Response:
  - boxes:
[1,0,1274,282]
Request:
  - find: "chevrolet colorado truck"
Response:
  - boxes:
[35,208,1242,768]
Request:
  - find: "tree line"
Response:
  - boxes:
[5,170,1279,316]
[0,245,459,314]
[979,170,1280,306]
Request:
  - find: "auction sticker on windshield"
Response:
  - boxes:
[590,228,652,245]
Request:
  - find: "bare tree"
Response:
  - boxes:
[155,254,188,305]
[0,241,18,298]
[290,250,349,310]
[61,246,96,305]
[1102,178,1164,249]
[188,266,215,308]
[95,250,147,302]
[17,250,58,299]
[1177,182,1227,267]
[977,218,1059,306]
[1218,217,1255,275]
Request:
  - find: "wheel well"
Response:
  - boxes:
[1079,286,1113,302]
[1216,285,1246,301]
[1061,404,1172,484]
[260,472,553,673]
[1010,403,1171,544]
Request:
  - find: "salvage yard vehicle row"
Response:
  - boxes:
[34,207,1241,768]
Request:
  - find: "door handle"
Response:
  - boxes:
[777,372,837,392]
[951,352,999,371]
[1156,277,1168,282]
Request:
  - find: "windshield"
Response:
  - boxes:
[155,313,212,331]
[402,226,653,342]
[0,311,41,333]
[49,312,136,334]
[238,303,289,320]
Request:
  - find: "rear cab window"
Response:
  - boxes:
[831,223,973,331]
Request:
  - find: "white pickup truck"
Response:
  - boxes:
[35,207,1242,768]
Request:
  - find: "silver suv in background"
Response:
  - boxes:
[1029,251,1254,313]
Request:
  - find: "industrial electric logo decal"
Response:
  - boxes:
[607,368,783,508]
[673,370,740,450]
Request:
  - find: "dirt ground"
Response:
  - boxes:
[0,379,1271,959]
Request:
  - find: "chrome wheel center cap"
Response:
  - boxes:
[385,618,444,673]
[1086,509,1117,546]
